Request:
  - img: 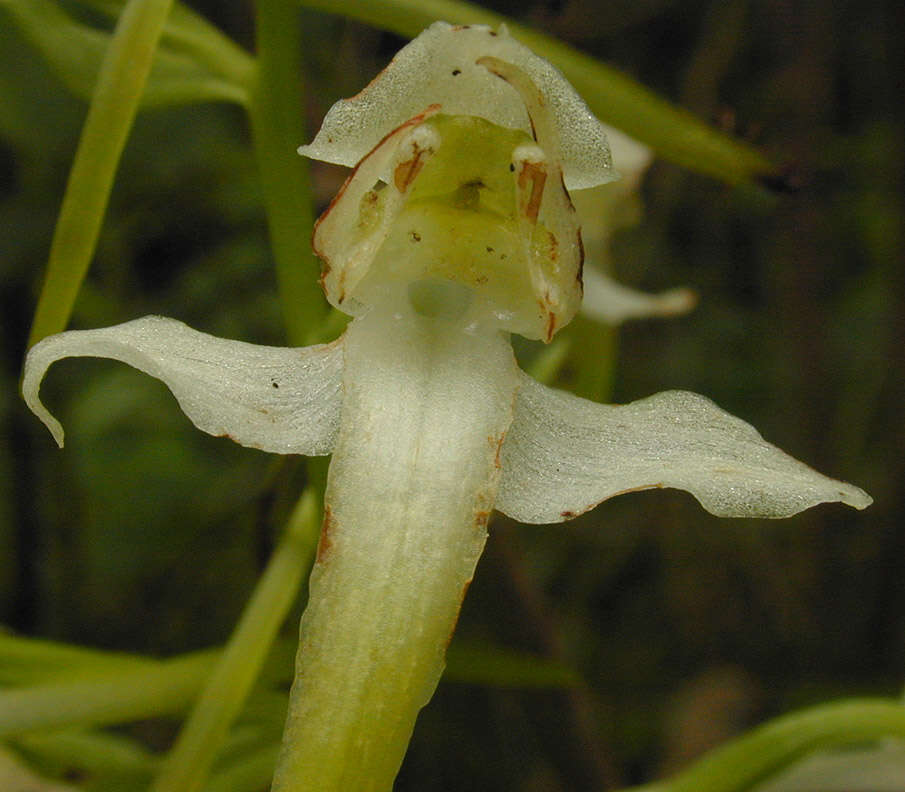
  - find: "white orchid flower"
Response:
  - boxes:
[22,21,871,791]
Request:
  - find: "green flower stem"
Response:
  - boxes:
[298,0,774,186]
[27,0,174,347]
[569,316,618,403]
[632,698,905,792]
[0,650,216,737]
[149,489,320,792]
[249,0,324,347]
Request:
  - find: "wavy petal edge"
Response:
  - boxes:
[496,374,872,522]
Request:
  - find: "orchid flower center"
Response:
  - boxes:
[313,60,585,342]
[354,115,543,323]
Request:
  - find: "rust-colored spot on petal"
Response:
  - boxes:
[560,510,577,519]
[312,104,441,265]
[544,310,557,343]
[488,432,505,471]
[316,504,336,563]
[575,233,585,290]
[518,161,546,223]
[538,290,558,342]
[394,146,429,192]
[548,231,559,263]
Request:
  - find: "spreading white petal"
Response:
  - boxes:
[580,266,697,324]
[298,21,614,190]
[22,316,343,455]
[496,373,872,521]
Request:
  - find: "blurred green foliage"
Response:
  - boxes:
[0,0,901,790]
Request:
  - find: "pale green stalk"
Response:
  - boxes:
[0,650,216,737]
[297,0,774,186]
[27,0,174,346]
[249,0,323,347]
[150,490,319,792]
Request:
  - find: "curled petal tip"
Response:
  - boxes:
[22,338,66,448]
[47,417,65,449]
[843,485,873,511]
[662,287,698,314]
[31,401,65,449]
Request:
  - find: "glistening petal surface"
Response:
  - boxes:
[496,374,872,521]
[22,316,343,454]
[299,22,614,190]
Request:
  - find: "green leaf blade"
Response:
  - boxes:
[25,0,176,346]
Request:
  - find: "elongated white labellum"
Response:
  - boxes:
[271,289,520,790]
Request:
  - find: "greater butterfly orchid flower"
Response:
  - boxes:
[22,22,871,791]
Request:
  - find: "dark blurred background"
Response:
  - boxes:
[0,1,902,790]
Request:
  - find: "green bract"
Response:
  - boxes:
[22,21,872,792]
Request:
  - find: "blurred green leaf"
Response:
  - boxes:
[0,746,75,791]
[12,729,158,781]
[299,0,776,186]
[148,491,319,792]
[0,649,216,737]
[0,631,147,685]
[633,699,905,792]
[1,0,252,109]
[25,0,176,346]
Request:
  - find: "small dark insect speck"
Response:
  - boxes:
[409,231,422,242]
[272,382,279,389]
[486,246,494,253]
[452,69,461,76]
[509,163,515,172]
